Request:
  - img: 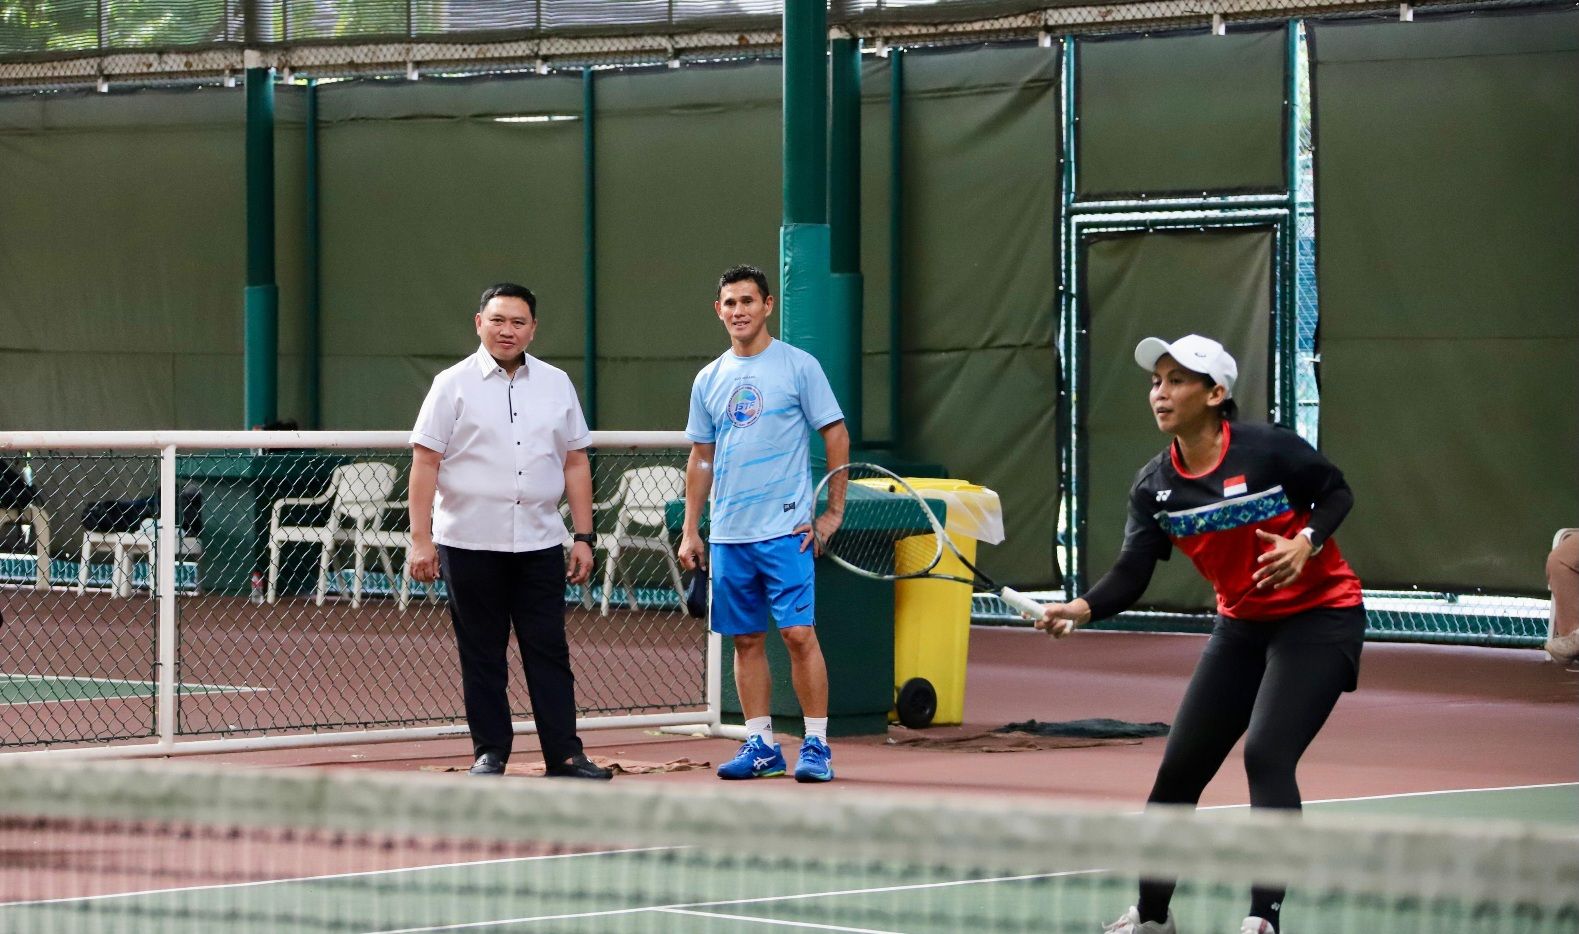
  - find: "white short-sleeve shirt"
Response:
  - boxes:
[411,346,590,552]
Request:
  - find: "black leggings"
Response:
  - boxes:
[1136,605,1365,927]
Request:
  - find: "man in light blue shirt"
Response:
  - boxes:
[679,265,849,783]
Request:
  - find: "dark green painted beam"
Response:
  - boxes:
[245,64,278,430]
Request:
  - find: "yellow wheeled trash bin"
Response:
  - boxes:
[889,479,1005,728]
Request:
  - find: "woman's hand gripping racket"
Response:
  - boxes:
[812,463,1047,622]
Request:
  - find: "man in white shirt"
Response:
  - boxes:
[407,283,611,780]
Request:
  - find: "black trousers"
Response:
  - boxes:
[1137,604,1366,924]
[438,544,583,765]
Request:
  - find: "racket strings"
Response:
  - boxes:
[819,465,946,580]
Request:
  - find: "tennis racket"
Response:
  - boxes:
[812,463,1048,623]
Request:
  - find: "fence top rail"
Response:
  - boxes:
[0,430,690,451]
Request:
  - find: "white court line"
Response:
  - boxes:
[0,846,674,910]
[1,674,169,685]
[364,869,1103,933]
[657,906,904,933]
[1198,780,1579,810]
[0,673,265,706]
[0,673,260,690]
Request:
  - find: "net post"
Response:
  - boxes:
[157,443,178,751]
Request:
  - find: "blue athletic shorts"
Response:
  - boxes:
[709,534,815,636]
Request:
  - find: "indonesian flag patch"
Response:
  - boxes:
[1223,475,1248,497]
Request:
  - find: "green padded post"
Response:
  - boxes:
[779,0,836,448]
[779,222,836,430]
[245,64,279,430]
[782,0,827,227]
[773,2,892,737]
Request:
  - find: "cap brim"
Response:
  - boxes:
[1134,337,1174,372]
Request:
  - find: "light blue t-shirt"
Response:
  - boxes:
[685,339,844,544]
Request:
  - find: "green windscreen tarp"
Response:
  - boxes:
[316,74,586,429]
[1082,228,1274,611]
[0,85,306,428]
[1077,27,1287,198]
[900,43,1060,587]
[592,61,782,433]
[1313,11,1579,595]
[857,55,894,445]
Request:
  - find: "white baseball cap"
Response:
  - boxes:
[1134,334,1237,398]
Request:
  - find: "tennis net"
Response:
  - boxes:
[0,759,1574,933]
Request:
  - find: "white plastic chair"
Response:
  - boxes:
[595,466,687,616]
[350,507,441,611]
[77,518,201,599]
[267,462,399,606]
[0,505,51,590]
[351,525,410,610]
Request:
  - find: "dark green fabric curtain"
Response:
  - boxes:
[316,74,585,429]
[1082,229,1274,610]
[857,56,894,444]
[899,44,1060,587]
[0,85,305,428]
[0,48,1063,591]
[1313,11,1579,594]
[1078,27,1287,198]
[592,61,783,432]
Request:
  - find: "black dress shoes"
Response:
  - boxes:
[544,754,614,780]
[467,752,507,775]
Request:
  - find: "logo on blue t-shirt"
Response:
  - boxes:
[728,384,764,428]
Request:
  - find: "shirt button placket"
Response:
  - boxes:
[510,376,523,541]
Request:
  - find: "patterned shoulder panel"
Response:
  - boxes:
[1156,485,1292,538]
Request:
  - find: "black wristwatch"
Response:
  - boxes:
[572,532,597,546]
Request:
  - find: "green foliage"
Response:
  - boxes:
[0,0,234,54]
[330,1,408,38]
[0,1,533,55]
[1,1,99,53]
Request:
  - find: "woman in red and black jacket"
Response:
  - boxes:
[1035,334,1364,934]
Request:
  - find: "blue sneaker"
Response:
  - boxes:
[717,736,786,780]
[793,736,834,783]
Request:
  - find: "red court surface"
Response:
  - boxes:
[169,626,1579,808]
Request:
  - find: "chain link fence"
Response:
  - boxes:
[2,0,1553,87]
[0,453,162,745]
[0,432,706,750]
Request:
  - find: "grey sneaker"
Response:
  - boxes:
[1546,631,1579,664]
[1102,906,1177,933]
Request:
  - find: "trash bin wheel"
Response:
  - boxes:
[896,677,937,729]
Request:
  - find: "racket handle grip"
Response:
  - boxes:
[999,587,1043,619]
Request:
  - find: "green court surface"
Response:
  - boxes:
[1299,783,1579,826]
[0,674,258,705]
[0,784,1572,933]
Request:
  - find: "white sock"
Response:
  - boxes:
[803,718,828,744]
[745,717,773,746]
